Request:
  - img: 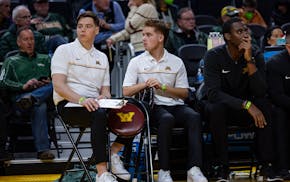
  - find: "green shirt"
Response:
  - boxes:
[0,52,51,91]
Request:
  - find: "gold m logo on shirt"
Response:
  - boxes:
[116,112,135,122]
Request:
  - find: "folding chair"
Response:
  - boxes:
[107,97,154,182]
[56,105,96,182]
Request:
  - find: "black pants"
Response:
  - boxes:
[204,98,274,166]
[151,105,202,170]
[57,101,133,164]
[272,105,290,170]
[0,100,7,153]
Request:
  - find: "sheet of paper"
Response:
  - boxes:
[65,99,127,109]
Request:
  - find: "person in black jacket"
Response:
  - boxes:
[203,17,276,181]
[266,30,290,180]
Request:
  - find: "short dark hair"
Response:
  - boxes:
[263,25,283,47]
[77,11,99,26]
[242,0,257,8]
[177,7,193,19]
[16,26,33,38]
[144,19,169,43]
[222,17,242,35]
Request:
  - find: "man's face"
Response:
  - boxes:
[93,0,110,12]
[15,8,31,27]
[226,21,250,47]
[142,26,163,52]
[33,2,49,17]
[76,17,99,43]
[17,29,35,55]
[267,28,284,46]
[0,0,11,19]
[177,10,196,32]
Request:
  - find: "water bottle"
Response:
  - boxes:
[195,68,204,85]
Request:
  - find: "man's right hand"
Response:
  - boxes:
[247,104,267,128]
[81,98,99,112]
[23,78,47,91]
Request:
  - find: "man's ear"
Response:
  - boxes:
[224,33,231,41]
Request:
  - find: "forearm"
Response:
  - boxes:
[123,83,147,97]
[157,86,188,100]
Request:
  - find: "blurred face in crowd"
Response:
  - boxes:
[0,0,10,19]
[77,17,99,44]
[225,21,250,48]
[142,26,163,52]
[15,8,31,27]
[93,0,110,12]
[17,29,35,56]
[267,28,284,46]
[177,10,196,32]
[33,1,49,17]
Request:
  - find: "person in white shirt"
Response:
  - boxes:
[122,19,208,182]
[51,11,131,182]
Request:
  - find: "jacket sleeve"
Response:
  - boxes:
[266,59,290,110]
[0,59,23,91]
[0,33,13,62]
[248,52,267,97]
[204,49,244,110]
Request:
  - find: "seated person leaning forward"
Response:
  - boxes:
[51,11,131,182]
[0,26,54,160]
[122,19,208,182]
[203,17,275,181]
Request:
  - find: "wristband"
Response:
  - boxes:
[78,97,86,105]
[244,101,252,110]
[161,84,167,92]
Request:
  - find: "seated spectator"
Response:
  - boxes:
[51,11,131,181]
[123,19,207,182]
[0,5,47,62]
[203,17,275,181]
[79,0,125,48]
[165,7,207,55]
[238,0,267,28]
[271,0,290,26]
[31,0,73,52]
[0,0,11,32]
[212,5,240,33]
[262,25,285,61]
[266,30,290,180]
[0,26,54,160]
[106,0,158,55]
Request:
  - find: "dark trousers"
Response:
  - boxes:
[151,105,202,170]
[0,100,7,152]
[57,100,132,164]
[204,98,274,166]
[272,105,290,170]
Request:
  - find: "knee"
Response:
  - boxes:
[158,114,175,128]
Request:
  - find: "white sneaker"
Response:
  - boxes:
[96,172,117,182]
[111,153,131,180]
[187,166,208,182]
[158,169,173,182]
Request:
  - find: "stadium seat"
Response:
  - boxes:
[195,15,219,26]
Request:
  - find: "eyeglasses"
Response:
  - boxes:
[180,17,195,21]
[18,15,32,20]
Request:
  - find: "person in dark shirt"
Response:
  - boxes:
[0,0,11,32]
[203,17,275,181]
[165,7,207,55]
[266,30,290,180]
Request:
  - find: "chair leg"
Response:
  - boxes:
[58,117,93,182]
[144,122,154,182]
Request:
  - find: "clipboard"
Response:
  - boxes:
[65,99,128,109]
